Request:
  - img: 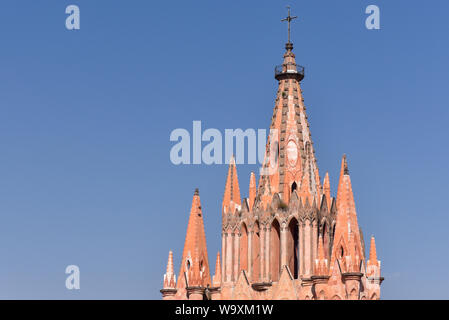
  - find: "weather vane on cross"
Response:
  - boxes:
[281,6,298,44]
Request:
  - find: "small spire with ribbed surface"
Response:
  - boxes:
[343,154,349,175]
[323,172,331,210]
[212,252,222,287]
[248,172,257,211]
[222,155,241,214]
[177,188,211,288]
[329,155,365,273]
[366,236,381,279]
[368,236,378,266]
[299,151,313,205]
[163,251,176,289]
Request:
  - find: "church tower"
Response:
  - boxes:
[161,7,383,300]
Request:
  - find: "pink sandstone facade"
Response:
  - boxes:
[160,31,383,301]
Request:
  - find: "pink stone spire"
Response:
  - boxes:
[222,156,241,215]
[163,251,176,289]
[248,172,257,211]
[212,252,222,287]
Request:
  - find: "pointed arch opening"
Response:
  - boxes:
[287,217,299,279]
[291,182,297,193]
[322,222,329,259]
[330,222,336,253]
[239,223,248,273]
[251,221,260,282]
[339,246,344,259]
[270,219,281,282]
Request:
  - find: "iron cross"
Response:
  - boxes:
[281,6,298,44]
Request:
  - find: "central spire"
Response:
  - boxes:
[258,14,319,207]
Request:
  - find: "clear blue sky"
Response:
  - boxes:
[0,0,448,299]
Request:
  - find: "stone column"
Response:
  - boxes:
[226,231,233,282]
[260,226,265,282]
[298,222,303,276]
[265,226,270,281]
[233,232,239,280]
[248,230,253,279]
[281,223,287,268]
[312,219,318,272]
[304,219,311,276]
[311,276,330,300]
[342,272,363,300]
[221,232,226,283]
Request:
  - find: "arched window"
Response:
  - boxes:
[270,219,281,282]
[287,218,299,279]
[291,182,297,193]
[322,222,329,258]
[330,223,336,252]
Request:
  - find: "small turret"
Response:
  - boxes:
[222,156,241,215]
[248,172,257,211]
[212,252,222,287]
[160,251,177,300]
[322,172,331,211]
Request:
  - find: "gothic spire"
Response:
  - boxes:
[212,252,222,287]
[330,155,365,273]
[178,189,211,288]
[222,155,241,214]
[163,251,176,289]
[248,172,257,211]
[258,17,321,207]
[322,172,331,211]
[368,236,378,266]
[367,236,382,279]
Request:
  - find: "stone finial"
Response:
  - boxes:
[248,172,257,211]
[212,252,222,287]
[163,251,176,289]
[222,155,241,215]
[322,172,331,211]
[368,236,378,266]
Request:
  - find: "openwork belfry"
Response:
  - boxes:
[160,9,383,300]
